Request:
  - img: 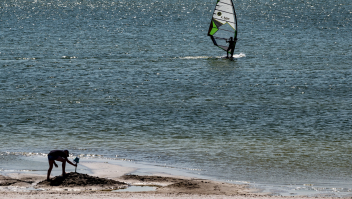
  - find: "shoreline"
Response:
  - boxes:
[0,156,349,198]
[0,172,342,199]
[0,160,263,198]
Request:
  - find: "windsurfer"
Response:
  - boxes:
[226,37,237,58]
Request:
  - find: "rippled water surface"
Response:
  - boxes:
[1,0,352,196]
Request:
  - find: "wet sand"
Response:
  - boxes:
[0,161,337,199]
[0,192,340,199]
[0,172,254,195]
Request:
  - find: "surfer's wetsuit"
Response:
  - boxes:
[226,37,236,58]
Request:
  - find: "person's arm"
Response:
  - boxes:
[66,158,77,167]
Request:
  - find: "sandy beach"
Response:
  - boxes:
[0,161,341,199]
[1,192,340,199]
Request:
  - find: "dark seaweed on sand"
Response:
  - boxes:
[37,172,126,187]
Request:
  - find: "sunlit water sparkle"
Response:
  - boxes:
[1,0,352,196]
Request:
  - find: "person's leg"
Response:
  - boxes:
[55,157,67,176]
[62,160,66,176]
[47,160,54,180]
[226,47,230,58]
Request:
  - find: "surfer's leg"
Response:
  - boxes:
[231,48,234,58]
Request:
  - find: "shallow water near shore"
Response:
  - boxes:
[1,0,352,197]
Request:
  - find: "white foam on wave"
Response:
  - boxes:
[178,53,245,60]
[61,56,77,59]
[178,56,210,59]
[233,53,246,58]
[217,53,246,59]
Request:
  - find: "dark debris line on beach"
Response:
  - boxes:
[37,172,126,187]
[0,176,34,186]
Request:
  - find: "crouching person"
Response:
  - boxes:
[47,150,77,181]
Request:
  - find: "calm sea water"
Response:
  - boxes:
[1,0,352,196]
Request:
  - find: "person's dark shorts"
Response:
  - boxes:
[48,155,58,161]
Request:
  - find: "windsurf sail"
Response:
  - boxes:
[208,0,237,53]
